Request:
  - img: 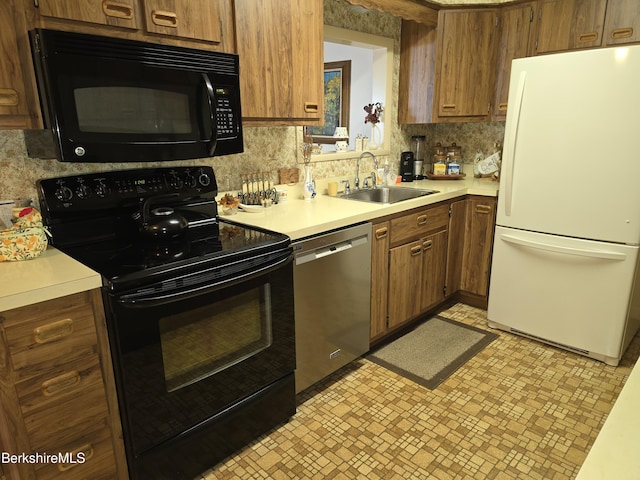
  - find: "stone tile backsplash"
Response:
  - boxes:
[0,0,505,203]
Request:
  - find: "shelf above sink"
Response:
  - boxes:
[340,186,439,204]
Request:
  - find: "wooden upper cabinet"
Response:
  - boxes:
[493,2,536,121]
[0,0,41,129]
[535,0,607,54]
[435,8,499,121]
[38,0,139,29]
[141,0,222,43]
[603,0,640,46]
[235,0,324,125]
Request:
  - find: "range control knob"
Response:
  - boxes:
[169,173,184,190]
[55,185,73,202]
[198,171,211,187]
[76,183,91,199]
[94,180,110,198]
[183,172,197,188]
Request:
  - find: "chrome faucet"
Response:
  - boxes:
[356,151,378,190]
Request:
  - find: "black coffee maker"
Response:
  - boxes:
[400,151,414,182]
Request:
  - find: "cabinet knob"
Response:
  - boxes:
[0,88,19,106]
[416,214,428,226]
[58,443,94,472]
[423,239,433,250]
[151,10,178,28]
[41,371,81,397]
[304,102,319,113]
[475,204,493,214]
[374,227,388,239]
[611,28,633,40]
[498,102,508,112]
[102,0,134,19]
[410,245,422,256]
[577,32,599,43]
[33,318,74,344]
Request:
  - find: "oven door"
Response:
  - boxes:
[104,249,295,458]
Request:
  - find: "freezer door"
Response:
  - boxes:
[498,45,640,244]
[487,226,639,362]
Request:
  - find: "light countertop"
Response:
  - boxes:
[575,358,640,479]
[221,176,499,240]
[0,247,102,312]
[1,176,497,311]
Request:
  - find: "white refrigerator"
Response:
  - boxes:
[487,45,640,366]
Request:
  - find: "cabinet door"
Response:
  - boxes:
[437,9,499,120]
[142,0,224,43]
[493,2,536,121]
[535,0,607,54]
[388,240,423,329]
[446,199,466,297]
[420,230,447,311]
[604,0,640,46]
[38,0,139,29]
[0,0,42,129]
[235,0,323,125]
[370,221,390,341]
[461,197,497,297]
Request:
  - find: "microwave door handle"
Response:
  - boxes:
[201,73,218,156]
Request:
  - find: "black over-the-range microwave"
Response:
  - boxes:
[29,28,244,163]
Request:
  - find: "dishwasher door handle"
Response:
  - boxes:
[295,235,368,266]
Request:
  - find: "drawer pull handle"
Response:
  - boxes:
[611,27,633,40]
[58,443,94,472]
[0,88,19,106]
[410,245,422,256]
[375,227,388,239]
[304,102,319,113]
[41,371,81,396]
[102,0,134,19]
[442,104,457,111]
[578,32,598,43]
[151,10,178,27]
[498,102,508,112]
[475,204,493,214]
[416,214,428,226]
[423,239,433,250]
[33,319,74,344]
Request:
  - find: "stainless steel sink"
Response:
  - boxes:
[340,186,439,204]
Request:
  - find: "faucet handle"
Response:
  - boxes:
[341,179,351,195]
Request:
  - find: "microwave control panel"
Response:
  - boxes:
[215,87,239,139]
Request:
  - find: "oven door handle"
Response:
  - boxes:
[115,253,292,306]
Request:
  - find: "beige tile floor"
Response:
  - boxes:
[201,303,640,479]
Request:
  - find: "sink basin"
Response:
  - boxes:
[340,186,439,204]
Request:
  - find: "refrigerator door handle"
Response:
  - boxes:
[503,71,527,216]
[500,234,627,261]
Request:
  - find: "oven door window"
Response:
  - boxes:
[159,285,272,392]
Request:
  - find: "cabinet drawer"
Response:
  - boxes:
[390,204,449,244]
[33,423,117,480]
[2,292,99,380]
[23,382,109,451]
[15,354,105,416]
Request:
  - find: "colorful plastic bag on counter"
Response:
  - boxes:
[0,207,50,262]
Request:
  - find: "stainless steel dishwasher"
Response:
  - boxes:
[293,222,372,393]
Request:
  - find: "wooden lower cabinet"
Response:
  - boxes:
[370,221,390,340]
[0,290,127,480]
[388,239,424,329]
[420,230,447,311]
[370,195,497,344]
[460,196,497,306]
